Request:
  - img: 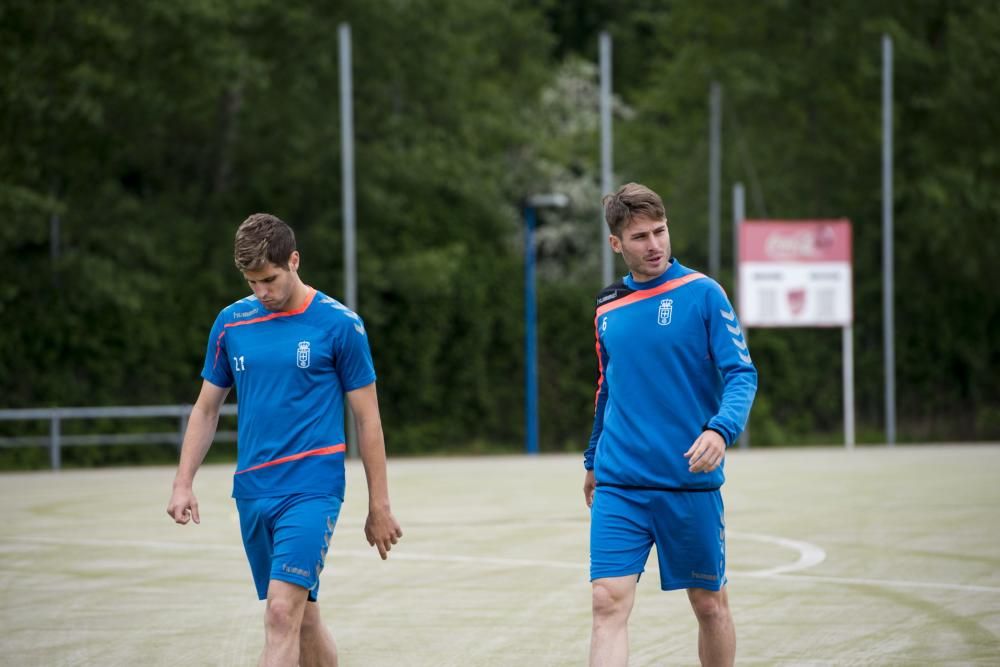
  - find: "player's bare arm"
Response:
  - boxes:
[347,382,403,559]
[166,380,230,524]
[684,429,726,473]
[583,469,596,508]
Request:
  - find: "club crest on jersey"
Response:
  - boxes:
[296,341,311,369]
[657,299,673,326]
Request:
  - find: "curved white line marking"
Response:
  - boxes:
[2,532,828,575]
[11,535,1000,594]
[728,530,827,577]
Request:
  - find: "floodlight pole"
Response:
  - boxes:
[709,82,722,278]
[339,23,356,316]
[733,183,749,449]
[882,34,896,447]
[339,23,359,457]
[599,31,614,286]
[524,194,569,456]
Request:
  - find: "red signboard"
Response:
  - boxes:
[739,220,853,327]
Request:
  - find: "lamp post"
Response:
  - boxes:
[523,193,569,455]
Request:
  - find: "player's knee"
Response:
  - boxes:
[592,581,632,620]
[689,590,729,624]
[264,597,301,637]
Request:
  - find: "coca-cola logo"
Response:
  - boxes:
[764,232,819,260]
[763,225,836,260]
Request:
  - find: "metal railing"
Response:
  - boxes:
[0,405,238,469]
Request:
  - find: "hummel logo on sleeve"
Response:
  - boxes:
[720,309,742,336]
[720,308,752,364]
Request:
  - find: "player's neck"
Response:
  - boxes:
[285,280,312,312]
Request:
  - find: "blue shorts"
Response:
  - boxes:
[590,485,726,591]
[235,493,343,601]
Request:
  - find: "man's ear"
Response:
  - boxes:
[608,234,623,255]
[288,250,301,272]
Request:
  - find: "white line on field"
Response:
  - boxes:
[729,531,827,576]
[335,549,585,570]
[751,572,1000,594]
[7,534,998,594]
[4,536,236,552]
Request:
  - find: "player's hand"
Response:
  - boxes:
[166,485,200,525]
[684,430,727,473]
[365,506,402,560]
[583,469,596,508]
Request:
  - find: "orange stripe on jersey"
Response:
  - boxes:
[235,443,347,475]
[224,288,317,329]
[593,314,605,409]
[212,330,227,369]
[595,272,707,318]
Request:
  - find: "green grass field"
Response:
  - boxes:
[1,445,998,665]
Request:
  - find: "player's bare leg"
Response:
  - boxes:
[687,586,735,667]
[589,574,638,667]
[259,580,309,667]
[299,601,337,667]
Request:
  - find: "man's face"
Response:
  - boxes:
[609,215,671,282]
[242,252,300,312]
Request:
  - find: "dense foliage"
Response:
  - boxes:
[2,0,997,466]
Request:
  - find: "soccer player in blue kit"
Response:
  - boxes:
[167,213,402,667]
[584,184,757,667]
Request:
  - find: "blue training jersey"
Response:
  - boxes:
[584,260,757,490]
[201,288,376,499]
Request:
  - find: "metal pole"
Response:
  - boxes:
[339,23,357,313]
[339,23,359,457]
[524,206,539,455]
[733,183,749,449]
[882,35,896,447]
[709,82,722,278]
[599,31,614,286]
[50,414,61,470]
[733,183,744,301]
[843,325,855,449]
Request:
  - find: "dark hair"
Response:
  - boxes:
[602,183,666,237]
[234,213,296,271]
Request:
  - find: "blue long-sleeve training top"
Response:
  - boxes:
[584,259,758,490]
